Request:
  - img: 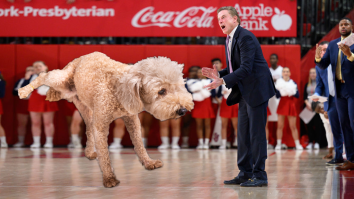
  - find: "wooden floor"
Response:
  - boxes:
[0,148,352,199]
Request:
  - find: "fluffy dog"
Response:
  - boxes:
[18,52,194,188]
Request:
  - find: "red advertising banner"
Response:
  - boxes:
[0,0,297,37]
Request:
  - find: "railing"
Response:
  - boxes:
[299,0,354,56]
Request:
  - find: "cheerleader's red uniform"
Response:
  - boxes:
[28,89,59,112]
[219,86,238,118]
[275,78,299,117]
[187,79,215,119]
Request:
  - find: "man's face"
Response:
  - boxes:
[339,19,353,37]
[319,44,328,58]
[269,55,278,66]
[217,10,238,35]
[212,60,223,71]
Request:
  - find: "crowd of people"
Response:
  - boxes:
[0,55,328,152]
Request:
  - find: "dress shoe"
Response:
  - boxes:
[240,178,268,187]
[326,159,344,166]
[224,176,248,185]
[336,161,354,170]
[323,153,333,159]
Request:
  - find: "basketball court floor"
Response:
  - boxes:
[0,148,352,198]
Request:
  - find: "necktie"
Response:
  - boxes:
[327,64,335,96]
[226,35,233,73]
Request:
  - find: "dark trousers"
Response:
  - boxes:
[306,114,326,147]
[336,80,354,162]
[237,97,268,180]
[327,96,344,161]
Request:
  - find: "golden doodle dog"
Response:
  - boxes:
[18,52,194,188]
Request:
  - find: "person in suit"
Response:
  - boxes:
[315,17,354,170]
[314,41,344,165]
[202,6,275,187]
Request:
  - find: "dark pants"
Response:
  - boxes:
[327,96,344,161]
[237,97,268,180]
[336,80,354,162]
[306,114,327,147]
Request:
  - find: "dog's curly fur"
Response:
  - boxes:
[18,52,194,188]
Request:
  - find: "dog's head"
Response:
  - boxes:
[118,57,194,121]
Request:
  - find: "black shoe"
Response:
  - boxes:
[224,176,248,185]
[240,178,268,187]
[326,159,345,166]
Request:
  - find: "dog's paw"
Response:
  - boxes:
[85,150,97,160]
[143,159,163,170]
[18,86,32,99]
[103,177,120,188]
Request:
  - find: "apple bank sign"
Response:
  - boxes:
[235,4,292,31]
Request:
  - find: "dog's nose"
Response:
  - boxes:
[176,108,187,116]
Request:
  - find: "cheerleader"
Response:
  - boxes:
[67,105,84,149]
[28,61,59,148]
[275,67,303,150]
[109,113,145,149]
[0,72,7,148]
[158,118,181,150]
[219,85,238,149]
[181,66,199,148]
[12,66,34,147]
[187,67,215,149]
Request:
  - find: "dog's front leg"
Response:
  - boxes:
[122,115,163,170]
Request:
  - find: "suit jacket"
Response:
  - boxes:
[316,37,354,98]
[219,26,275,107]
[315,65,333,111]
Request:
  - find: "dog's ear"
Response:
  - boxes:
[118,74,143,114]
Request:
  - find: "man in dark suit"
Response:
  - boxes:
[202,6,275,187]
[315,17,354,170]
[313,41,344,165]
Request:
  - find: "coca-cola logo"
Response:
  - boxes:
[131,6,216,28]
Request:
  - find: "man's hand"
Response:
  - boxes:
[202,65,218,79]
[338,43,352,57]
[203,72,223,90]
[315,44,322,59]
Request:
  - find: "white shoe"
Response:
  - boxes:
[13,142,24,148]
[44,143,53,148]
[181,143,189,148]
[67,142,74,148]
[30,143,41,148]
[233,140,237,147]
[281,144,288,149]
[0,142,8,148]
[296,145,303,150]
[219,145,226,150]
[109,143,122,149]
[306,143,313,149]
[267,144,274,149]
[73,140,82,149]
[314,143,320,149]
[171,144,180,150]
[158,144,170,150]
[202,144,209,149]
[275,144,281,150]
[196,144,203,149]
